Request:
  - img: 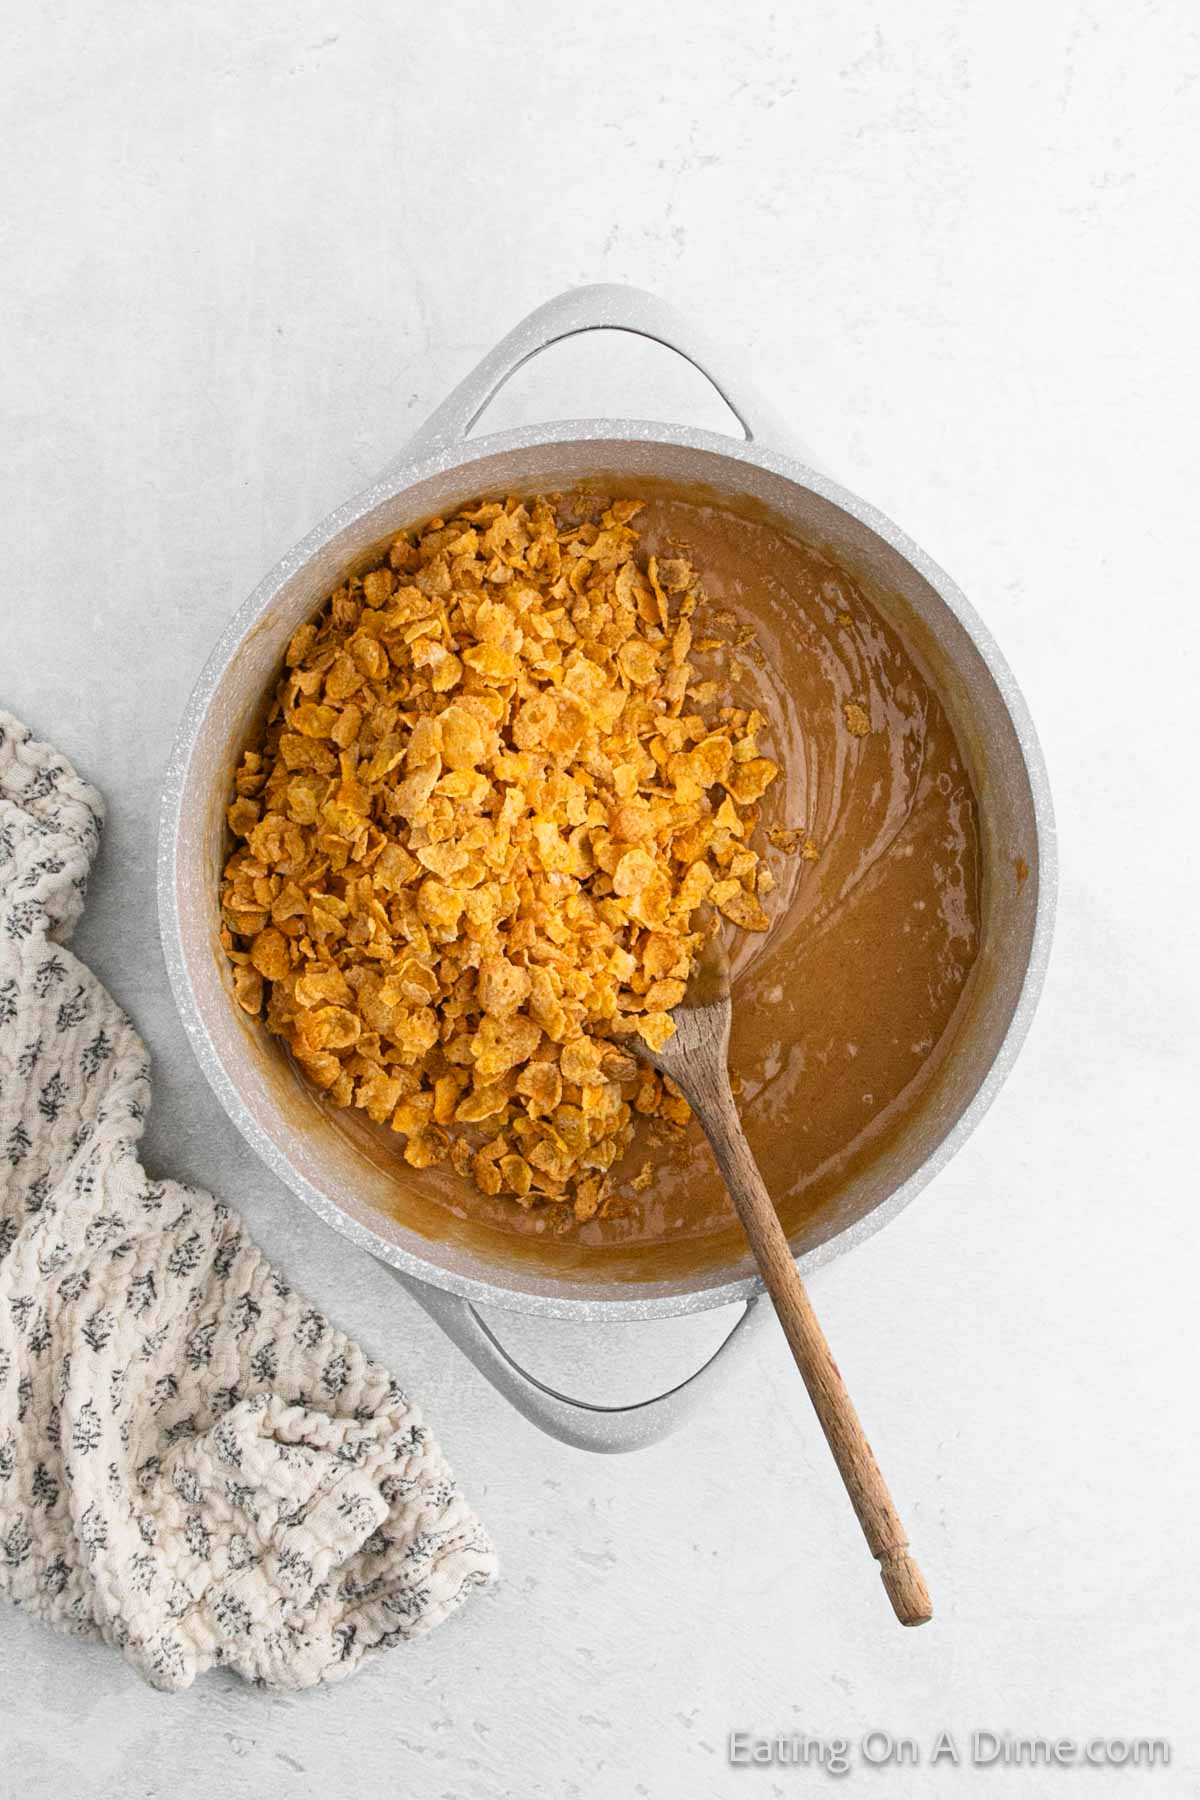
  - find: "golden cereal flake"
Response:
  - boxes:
[219,495,784,1216]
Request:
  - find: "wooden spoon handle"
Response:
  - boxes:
[702,1094,932,1627]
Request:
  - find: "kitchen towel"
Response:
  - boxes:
[0,711,496,1691]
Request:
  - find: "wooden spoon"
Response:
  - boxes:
[619,929,932,1627]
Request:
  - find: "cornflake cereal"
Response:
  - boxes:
[220,496,782,1220]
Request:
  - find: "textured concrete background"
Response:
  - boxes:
[2,2,1198,1797]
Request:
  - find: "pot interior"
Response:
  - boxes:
[165,434,1046,1313]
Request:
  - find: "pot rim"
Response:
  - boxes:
[158,416,1057,1321]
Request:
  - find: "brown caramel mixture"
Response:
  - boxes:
[333,496,980,1274]
[219,496,786,1221]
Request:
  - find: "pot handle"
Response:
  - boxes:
[391,1269,767,1453]
[394,283,822,467]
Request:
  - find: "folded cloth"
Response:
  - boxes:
[0,713,496,1690]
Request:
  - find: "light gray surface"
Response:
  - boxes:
[2,3,1198,1798]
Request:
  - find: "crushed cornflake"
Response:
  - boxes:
[220,495,782,1218]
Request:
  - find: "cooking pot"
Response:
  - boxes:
[159,285,1055,1452]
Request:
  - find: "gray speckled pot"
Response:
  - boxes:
[158,285,1055,1450]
